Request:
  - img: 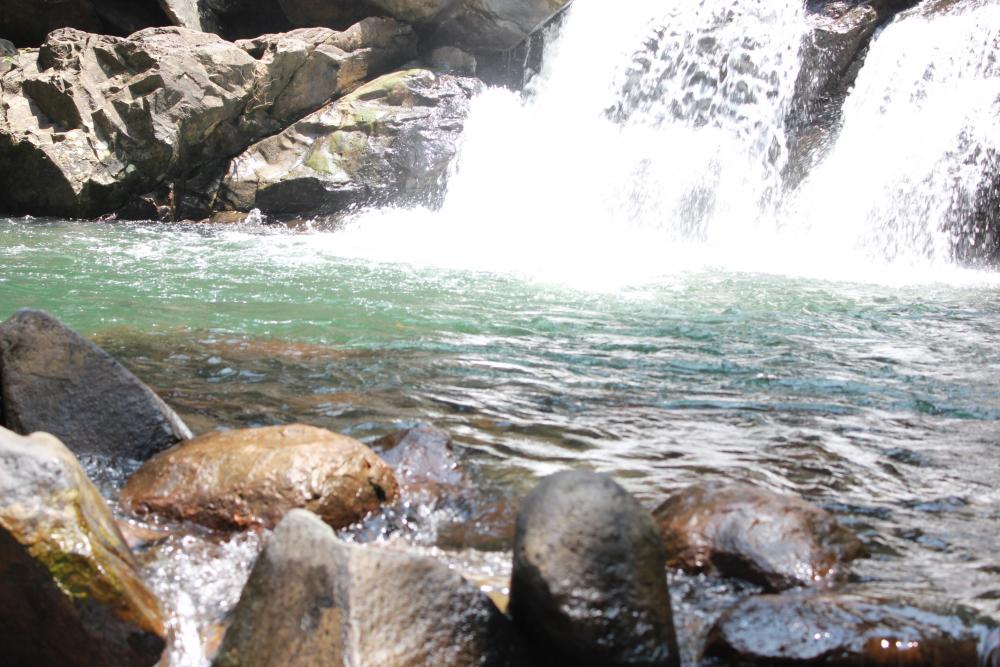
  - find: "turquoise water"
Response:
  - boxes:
[3,217,1000,623]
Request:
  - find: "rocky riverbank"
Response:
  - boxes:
[0,0,948,225]
[0,307,996,666]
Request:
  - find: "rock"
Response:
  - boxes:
[652,482,867,592]
[0,309,192,461]
[0,426,166,667]
[157,0,220,33]
[424,46,477,76]
[215,68,480,218]
[121,424,399,530]
[277,0,378,30]
[0,19,416,219]
[509,471,680,667]
[0,0,176,48]
[705,591,984,666]
[213,509,523,667]
[203,0,293,40]
[0,39,17,56]
[371,424,467,495]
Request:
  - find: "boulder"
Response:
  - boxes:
[214,68,481,218]
[705,591,984,666]
[0,426,166,667]
[0,309,192,461]
[157,0,220,33]
[371,424,467,495]
[509,471,680,667]
[424,46,477,76]
[121,424,399,530]
[0,19,416,219]
[213,509,524,667]
[652,482,867,591]
[0,39,17,56]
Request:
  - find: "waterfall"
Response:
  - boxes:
[332,0,1000,286]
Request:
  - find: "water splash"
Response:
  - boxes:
[331,0,1000,287]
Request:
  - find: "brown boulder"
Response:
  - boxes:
[121,424,399,530]
[0,309,192,461]
[0,426,166,667]
[653,482,867,591]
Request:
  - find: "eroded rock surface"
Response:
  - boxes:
[653,482,867,591]
[213,509,523,667]
[0,309,191,461]
[510,471,680,667]
[215,68,480,217]
[121,424,399,530]
[0,426,166,667]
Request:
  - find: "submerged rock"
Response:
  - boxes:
[0,309,192,461]
[213,509,523,667]
[652,482,867,591]
[705,591,984,666]
[371,424,467,496]
[0,19,416,219]
[215,68,480,218]
[121,424,399,530]
[0,426,166,667]
[510,471,680,667]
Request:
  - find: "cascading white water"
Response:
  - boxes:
[331,0,1000,286]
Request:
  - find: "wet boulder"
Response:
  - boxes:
[121,424,399,530]
[214,68,481,218]
[0,426,166,667]
[213,509,523,667]
[0,19,416,219]
[509,471,680,667]
[371,424,467,496]
[0,309,192,461]
[652,482,867,591]
[705,591,984,666]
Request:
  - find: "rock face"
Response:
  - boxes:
[214,68,480,217]
[705,591,983,666]
[121,424,399,530]
[371,424,467,495]
[0,19,416,219]
[0,309,192,461]
[509,471,680,667]
[652,482,867,592]
[0,426,166,667]
[213,509,523,667]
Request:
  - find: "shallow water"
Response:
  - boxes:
[2,218,999,657]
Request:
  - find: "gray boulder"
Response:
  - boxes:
[706,591,984,666]
[0,426,166,667]
[0,19,416,219]
[652,482,867,591]
[0,309,192,461]
[0,40,16,56]
[509,471,680,667]
[213,509,524,667]
[214,68,481,218]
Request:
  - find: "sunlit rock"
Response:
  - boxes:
[510,471,680,667]
[705,590,985,666]
[121,424,399,530]
[213,509,524,667]
[215,68,480,218]
[653,482,867,591]
[0,426,166,667]
[0,308,192,461]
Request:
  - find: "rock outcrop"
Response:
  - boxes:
[705,591,984,666]
[214,68,480,218]
[0,309,192,461]
[0,426,166,667]
[213,509,523,667]
[652,482,867,591]
[509,471,680,667]
[0,19,416,219]
[121,424,399,530]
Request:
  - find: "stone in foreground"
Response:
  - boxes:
[653,482,867,591]
[121,424,399,530]
[0,308,192,461]
[510,470,680,667]
[0,426,166,667]
[705,591,984,666]
[213,509,523,667]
